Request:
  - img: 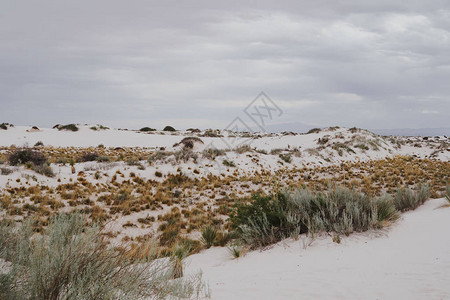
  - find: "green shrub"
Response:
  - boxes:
[227,244,244,259]
[163,126,176,132]
[79,152,99,162]
[174,149,198,163]
[307,128,321,134]
[202,148,226,160]
[140,127,156,132]
[57,124,79,131]
[223,159,235,167]
[200,225,217,249]
[8,149,47,166]
[148,151,171,164]
[231,186,402,249]
[0,213,208,299]
[1,168,13,175]
[234,144,252,154]
[393,185,429,212]
[279,153,292,163]
[32,164,54,177]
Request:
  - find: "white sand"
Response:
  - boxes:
[186,198,450,299]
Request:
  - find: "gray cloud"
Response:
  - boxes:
[0,0,449,130]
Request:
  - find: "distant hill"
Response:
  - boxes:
[371,127,450,137]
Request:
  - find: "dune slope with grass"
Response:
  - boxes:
[186,198,450,300]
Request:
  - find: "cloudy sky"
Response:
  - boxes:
[1,0,449,131]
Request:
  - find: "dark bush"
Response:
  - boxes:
[0,123,8,130]
[163,126,176,132]
[306,128,321,134]
[57,124,79,132]
[8,149,47,166]
[139,127,156,132]
[79,152,99,162]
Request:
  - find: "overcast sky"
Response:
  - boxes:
[1,0,449,130]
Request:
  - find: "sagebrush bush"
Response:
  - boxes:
[231,186,404,249]
[32,164,54,177]
[8,149,47,166]
[0,213,208,300]
[202,148,225,160]
[174,149,198,163]
[1,167,13,175]
[279,153,292,163]
[393,185,429,212]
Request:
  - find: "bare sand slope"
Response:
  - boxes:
[186,198,450,299]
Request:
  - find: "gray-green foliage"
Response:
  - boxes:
[232,186,410,248]
[393,184,430,212]
[0,213,208,300]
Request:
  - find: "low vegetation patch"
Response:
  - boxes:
[8,149,47,166]
[0,213,208,299]
[230,185,427,249]
[139,127,156,132]
[56,124,79,132]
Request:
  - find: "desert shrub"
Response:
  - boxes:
[231,186,402,249]
[1,168,13,175]
[0,213,208,299]
[174,149,198,163]
[140,127,156,132]
[163,126,176,132]
[279,153,292,163]
[222,159,235,167]
[202,148,225,160]
[79,152,99,162]
[200,129,222,137]
[32,164,54,177]
[227,244,245,259]
[0,123,8,130]
[34,141,44,147]
[8,149,47,166]
[148,151,171,164]
[96,156,111,162]
[270,148,283,155]
[234,144,252,154]
[200,225,217,249]
[393,185,430,212]
[307,128,321,134]
[375,195,399,223]
[57,124,79,131]
[174,137,204,149]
